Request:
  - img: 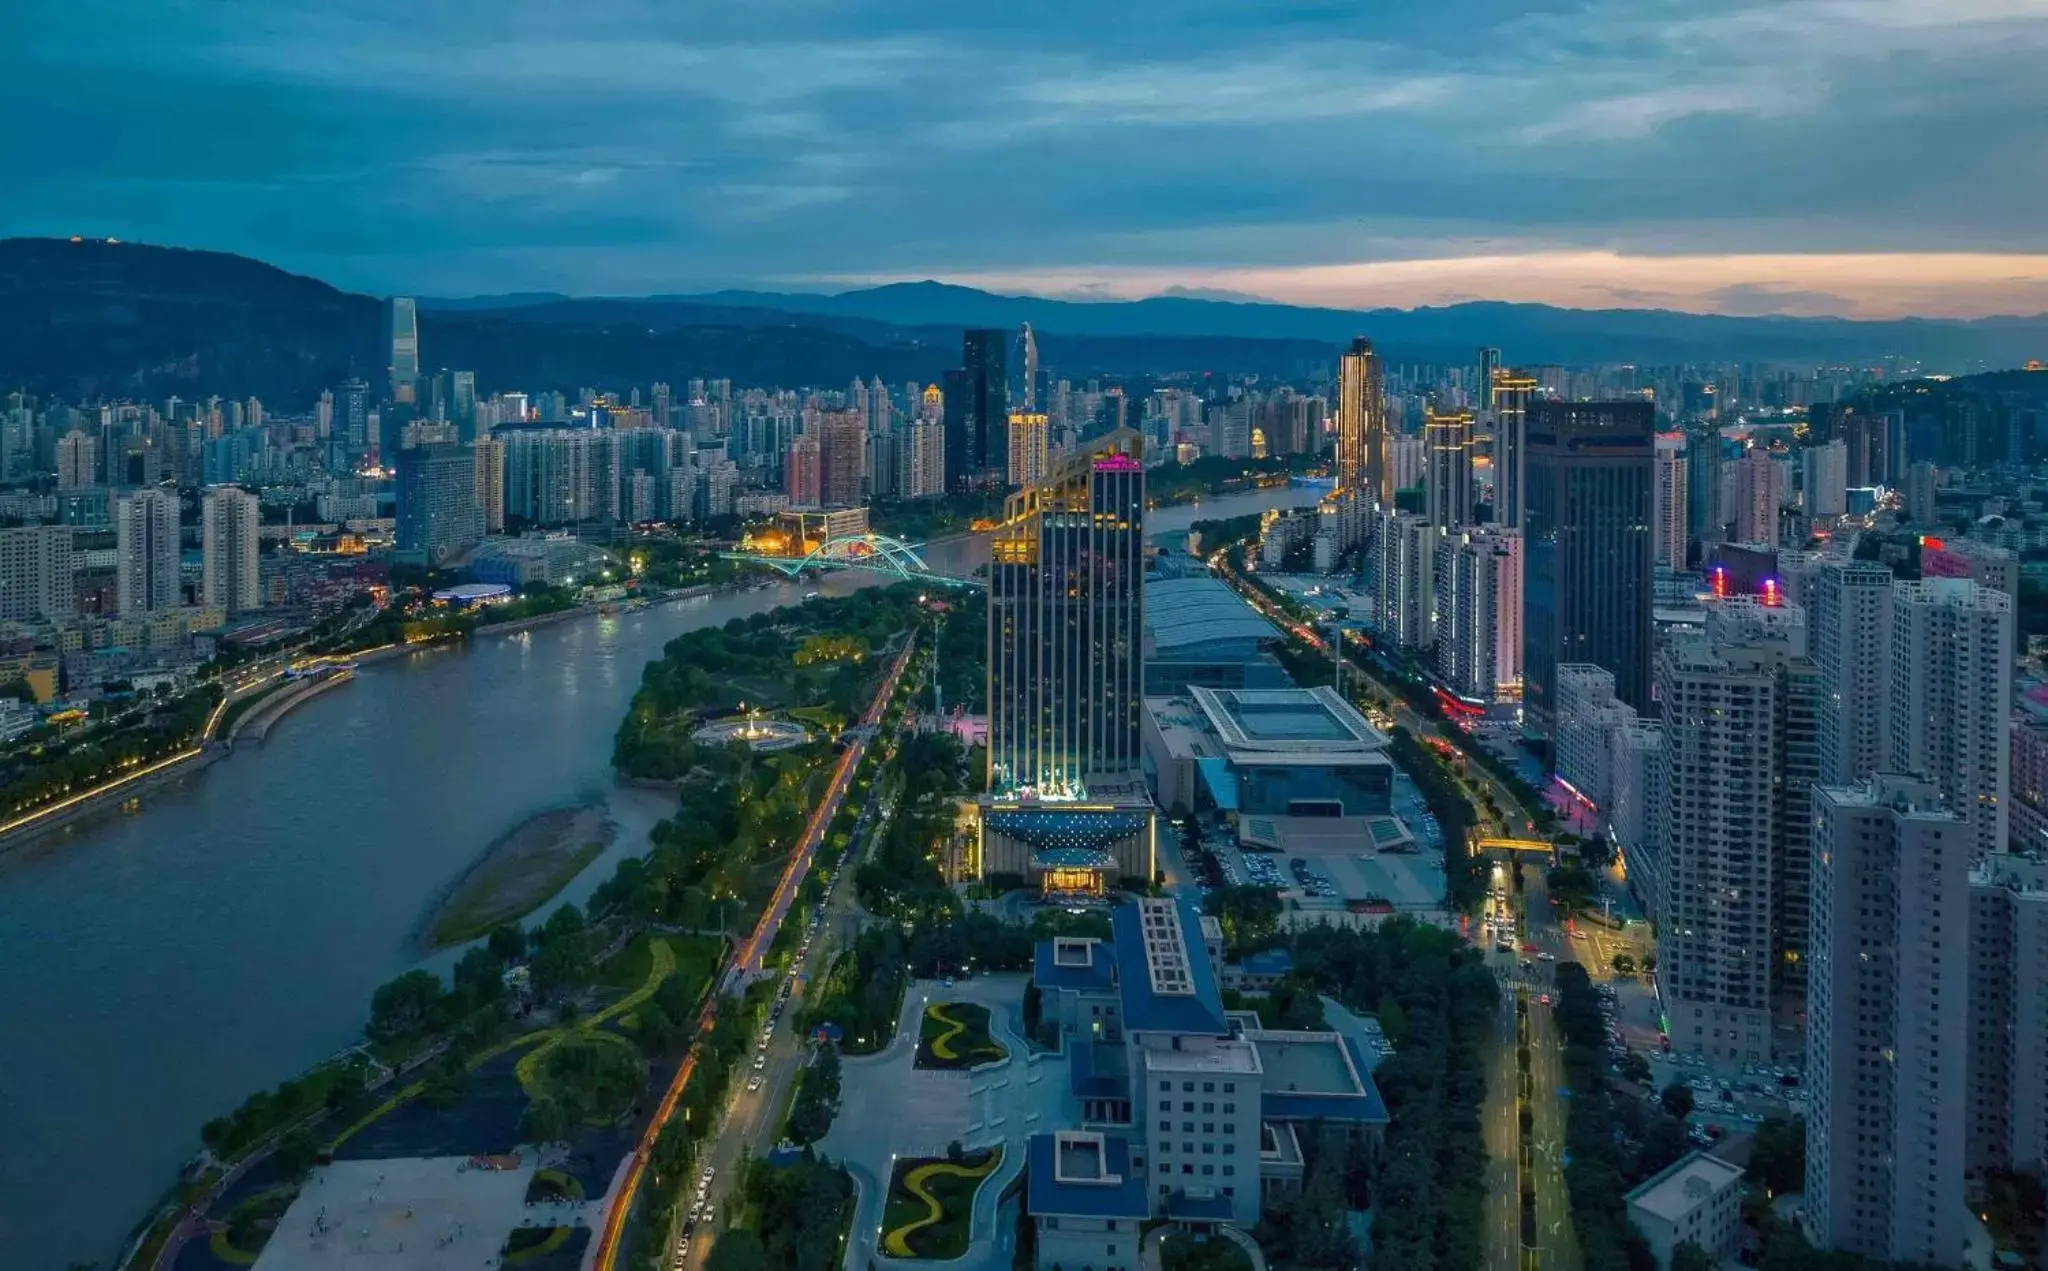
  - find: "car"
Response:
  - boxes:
[1539,994,1552,1006]
[701,1165,716,1182]
[747,1075,763,1092]
[942,976,955,987]
[754,1054,767,1070]
[1496,940,1514,953]
[703,1207,715,1226]
[1537,952,1556,962]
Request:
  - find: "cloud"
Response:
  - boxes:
[1,0,2045,314]
[1708,283,1861,318]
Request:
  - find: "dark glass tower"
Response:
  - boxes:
[987,429,1145,799]
[960,329,1009,486]
[1523,400,1655,734]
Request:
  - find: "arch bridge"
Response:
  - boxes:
[723,532,983,588]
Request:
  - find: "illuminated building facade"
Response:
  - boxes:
[1335,338,1387,501]
[1423,405,1474,529]
[1489,369,1536,531]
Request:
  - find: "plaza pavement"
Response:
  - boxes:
[821,973,1080,1271]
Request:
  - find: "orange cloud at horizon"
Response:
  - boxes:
[827,251,2048,320]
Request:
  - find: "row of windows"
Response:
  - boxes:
[1157,1163,1236,1177]
[1160,1080,1236,1093]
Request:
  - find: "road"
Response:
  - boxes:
[591,631,921,1271]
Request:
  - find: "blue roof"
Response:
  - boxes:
[1240,948,1294,977]
[1111,900,1229,1037]
[1196,757,1239,811]
[1164,1191,1237,1221]
[1258,1036,1390,1125]
[1035,939,1118,993]
[1027,1134,1152,1220]
[1145,576,1280,652]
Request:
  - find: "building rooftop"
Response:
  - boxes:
[1246,1030,1391,1125]
[1623,1151,1745,1224]
[1192,685,1388,754]
[1027,1133,1151,1220]
[1112,897,1229,1036]
[1035,937,1118,993]
[1145,576,1281,653]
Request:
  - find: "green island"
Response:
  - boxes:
[881,1145,1003,1259]
[426,803,615,948]
[914,1001,1006,1070]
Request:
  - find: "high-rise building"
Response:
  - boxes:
[1490,370,1536,531]
[896,420,946,500]
[818,410,866,508]
[1905,460,1939,524]
[450,370,477,442]
[500,429,619,526]
[200,487,261,612]
[1730,447,1784,544]
[56,431,97,491]
[0,525,75,622]
[386,297,420,402]
[1655,599,1818,1063]
[1803,439,1848,517]
[1336,338,1388,501]
[1687,428,1728,551]
[1966,854,2048,1179]
[395,447,483,566]
[334,378,370,464]
[472,437,505,533]
[114,488,179,615]
[1015,323,1040,412]
[1652,432,1688,567]
[1888,578,2012,859]
[1422,406,1474,529]
[1523,400,1655,734]
[956,330,1009,487]
[1805,775,1968,1267]
[941,368,972,489]
[1474,347,1502,410]
[986,430,1144,799]
[784,434,822,507]
[1370,508,1437,653]
[1007,412,1050,488]
[1812,560,1895,785]
[1433,526,1522,703]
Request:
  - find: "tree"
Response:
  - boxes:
[521,1094,568,1144]
[487,923,527,963]
[273,1128,321,1182]
[1619,1051,1653,1086]
[650,1117,693,1186]
[452,944,505,1009]
[531,904,591,992]
[1375,991,1408,1048]
[1660,1081,1696,1120]
[366,969,446,1041]
[1670,1240,1714,1271]
[1748,1117,1806,1197]
[704,1227,768,1271]
[324,1065,368,1113]
[1203,884,1283,953]
[1611,953,1637,977]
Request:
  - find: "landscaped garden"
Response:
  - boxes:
[1160,1230,1256,1271]
[914,1001,1007,1070]
[880,1145,1003,1259]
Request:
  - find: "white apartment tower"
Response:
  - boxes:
[1369,508,1436,654]
[1652,432,1688,567]
[1805,775,1968,1268]
[1966,854,2048,1179]
[1812,560,1895,785]
[1803,439,1848,517]
[1888,578,2012,860]
[200,487,261,613]
[115,488,180,615]
[0,525,76,622]
[56,431,98,490]
[1433,526,1522,703]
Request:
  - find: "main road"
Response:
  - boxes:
[591,633,919,1271]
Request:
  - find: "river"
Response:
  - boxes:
[0,484,1316,1270]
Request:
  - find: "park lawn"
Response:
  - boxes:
[880,1148,1002,1259]
[915,1002,1007,1070]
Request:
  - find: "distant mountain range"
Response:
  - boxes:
[4,237,2045,406]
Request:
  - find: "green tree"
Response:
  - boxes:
[521,1094,568,1144]
[1749,1117,1806,1197]
[1203,884,1284,953]
[273,1128,321,1182]
[1660,1081,1696,1120]
[1670,1240,1714,1271]
[649,1117,693,1187]
[704,1227,768,1271]
[366,969,446,1041]
[531,904,591,992]
[1612,952,1637,977]
[1375,991,1407,1048]
[1619,1051,1653,1085]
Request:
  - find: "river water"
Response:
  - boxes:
[0,485,1315,1270]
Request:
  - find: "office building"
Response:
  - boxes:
[200,487,262,613]
[1009,411,1051,488]
[1142,685,1394,824]
[114,488,179,615]
[1888,578,2013,860]
[952,329,1009,487]
[1490,369,1536,531]
[1803,440,1847,517]
[1422,406,1474,529]
[818,409,865,508]
[1921,537,2018,598]
[1625,1153,1745,1271]
[1016,323,1040,412]
[386,297,420,402]
[1474,347,1502,410]
[1811,560,1895,785]
[1434,526,1522,704]
[1523,400,1655,734]
[1335,338,1388,501]
[1141,575,1287,697]
[395,446,484,566]
[450,370,477,442]
[987,430,1145,801]
[1656,600,1819,1063]
[472,437,505,533]
[1805,775,1968,1268]
[1652,433,1688,567]
[1369,508,1436,654]
[0,525,75,622]
[1687,429,1728,552]
[56,431,97,491]
[1967,853,2048,1178]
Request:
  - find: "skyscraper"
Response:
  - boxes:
[1335,338,1388,501]
[115,488,179,615]
[1652,432,1688,567]
[1015,323,1040,412]
[395,447,484,566]
[1523,400,1655,734]
[1423,405,1474,529]
[1803,439,1848,517]
[1007,412,1050,488]
[1433,526,1522,703]
[1474,347,1502,409]
[56,431,97,491]
[334,378,370,465]
[1370,508,1437,653]
[1806,775,1968,1267]
[785,434,822,507]
[1730,446,1784,545]
[960,330,1009,487]
[500,429,619,525]
[1490,369,1536,531]
[386,298,420,402]
[450,370,477,443]
[473,437,505,533]
[818,410,866,508]
[987,430,1144,799]
[1812,560,1894,785]
[941,368,972,489]
[200,486,261,613]
[1887,578,2012,859]
[0,525,75,622]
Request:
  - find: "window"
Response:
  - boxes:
[1204,1082,1215,1092]
[1223,1083,1235,1093]
[1183,1164,1193,1175]
[1183,1102,1194,1112]
[1203,1165,1215,1176]
[1223,1102,1235,1113]
[1108,1246,1117,1256]
[1223,1166,1235,1177]
[1107,1222,1117,1233]
[1183,1081,1194,1092]
[1160,1081,1171,1092]
[1160,1101,1171,1112]
[1047,1218,1060,1230]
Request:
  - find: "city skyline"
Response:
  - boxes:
[8,1,2048,316]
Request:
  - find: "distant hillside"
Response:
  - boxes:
[5,238,2046,406]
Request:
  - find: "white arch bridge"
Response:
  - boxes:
[721,532,984,588]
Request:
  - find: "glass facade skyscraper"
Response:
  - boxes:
[953,329,1009,488]
[987,429,1145,800]
[1335,337,1387,500]
[1523,399,1655,735]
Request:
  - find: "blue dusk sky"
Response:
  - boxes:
[6,0,2048,316]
